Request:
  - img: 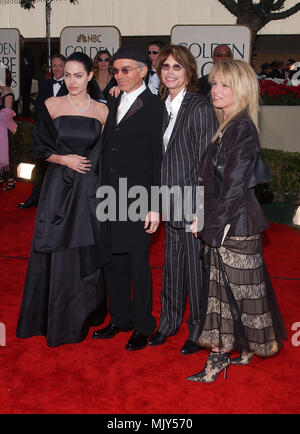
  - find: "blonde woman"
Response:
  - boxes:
[90,50,117,103]
[187,60,287,383]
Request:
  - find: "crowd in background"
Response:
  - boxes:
[256,58,299,80]
[0,37,299,197]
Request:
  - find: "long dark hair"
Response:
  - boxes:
[156,45,199,99]
[66,52,93,74]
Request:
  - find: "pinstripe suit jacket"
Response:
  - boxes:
[161,91,218,228]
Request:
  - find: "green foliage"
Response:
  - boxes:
[14,120,35,164]
[261,94,300,106]
[256,149,300,203]
[20,0,78,9]
[20,0,35,9]
[259,80,300,106]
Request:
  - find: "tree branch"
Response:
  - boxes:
[259,0,284,13]
[238,0,254,13]
[218,0,239,17]
[270,1,286,11]
[269,2,300,20]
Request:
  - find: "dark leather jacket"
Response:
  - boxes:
[199,114,268,247]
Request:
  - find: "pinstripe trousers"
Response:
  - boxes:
[158,222,203,341]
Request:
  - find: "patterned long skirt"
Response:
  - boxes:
[197,234,287,357]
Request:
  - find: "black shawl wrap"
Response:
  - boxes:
[30,104,110,279]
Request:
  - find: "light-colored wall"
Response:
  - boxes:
[259,106,300,153]
[0,0,300,38]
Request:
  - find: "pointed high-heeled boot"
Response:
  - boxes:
[187,351,231,383]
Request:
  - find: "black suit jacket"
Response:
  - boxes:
[35,79,68,120]
[198,74,211,99]
[199,114,269,247]
[102,87,164,252]
[161,92,218,228]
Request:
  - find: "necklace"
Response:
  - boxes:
[68,93,91,113]
[97,73,110,90]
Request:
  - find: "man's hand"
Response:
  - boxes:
[144,211,160,234]
[109,86,121,98]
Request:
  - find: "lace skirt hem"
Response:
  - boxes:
[197,234,287,357]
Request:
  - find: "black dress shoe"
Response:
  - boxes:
[148,331,167,346]
[92,323,132,339]
[18,200,38,209]
[180,339,201,355]
[126,331,148,351]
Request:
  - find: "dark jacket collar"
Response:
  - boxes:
[113,87,153,126]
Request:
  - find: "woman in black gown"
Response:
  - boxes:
[17,52,110,347]
[89,50,117,104]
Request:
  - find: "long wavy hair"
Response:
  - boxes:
[209,60,260,142]
[92,50,113,77]
[156,45,199,100]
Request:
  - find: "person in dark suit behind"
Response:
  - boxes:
[187,60,287,383]
[18,53,67,209]
[198,44,233,98]
[92,46,163,351]
[148,45,218,354]
[268,60,285,79]
[146,40,165,94]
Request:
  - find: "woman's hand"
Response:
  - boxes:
[190,216,200,238]
[61,154,92,174]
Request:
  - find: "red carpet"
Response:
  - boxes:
[0,182,299,415]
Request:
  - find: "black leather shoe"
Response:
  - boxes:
[92,323,132,339]
[180,339,201,355]
[18,200,38,209]
[148,331,167,346]
[126,331,148,351]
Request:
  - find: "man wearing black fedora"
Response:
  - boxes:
[92,46,163,351]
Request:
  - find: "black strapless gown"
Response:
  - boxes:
[17,116,109,347]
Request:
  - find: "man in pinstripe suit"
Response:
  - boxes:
[148,45,218,354]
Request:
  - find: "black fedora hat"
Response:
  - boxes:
[112,45,149,65]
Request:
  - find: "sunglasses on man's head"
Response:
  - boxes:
[112,66,139,75]
[160,63,184,71]
[98,58,110,62]
[148,50,159,55]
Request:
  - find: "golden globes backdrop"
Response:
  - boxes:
[60,26,121,60]
[0,28,20,99]
[171,25,251,77]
